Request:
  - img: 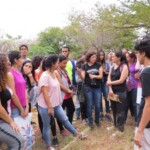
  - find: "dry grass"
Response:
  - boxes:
[1,108,135,150]
[32,108,135,150]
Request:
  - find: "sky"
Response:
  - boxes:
[0,0,117,39]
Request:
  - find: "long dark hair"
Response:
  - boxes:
[114,51,128,65]
[97,50,106,65]
[0,54,8,91]
[42,54,59,71]
[21,60,36,90]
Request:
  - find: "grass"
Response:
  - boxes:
[32,109,135,150]
[1,108,135,150]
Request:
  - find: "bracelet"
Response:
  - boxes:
[28,73,32,77]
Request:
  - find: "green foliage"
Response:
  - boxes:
[28,44,55,57]
[18,0,150,58]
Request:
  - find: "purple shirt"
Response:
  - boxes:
[128,62,139,89]
[10,68,26,108]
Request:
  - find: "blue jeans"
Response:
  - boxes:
[11,106,26,119]
[38,105,77,147]
[75,108,81,119]
[100,82,110,113]
[83,85,101,125]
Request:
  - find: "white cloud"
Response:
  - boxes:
[0,0,117,39]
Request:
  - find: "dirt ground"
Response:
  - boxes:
[32,107,135,150]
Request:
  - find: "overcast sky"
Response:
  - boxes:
[0,0,117,39]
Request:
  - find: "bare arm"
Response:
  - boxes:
[0,102,19,133]
[108,65,128,85]
[89,66,103,79]
[41,86,53,114]
[55,71,72,94]
[134,96,150,147]
[0,102,13,124]
[7,72,25,117]
[28,74,36,86]
[107,67,114,95]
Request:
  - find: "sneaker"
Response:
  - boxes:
[47,146,55,150]
[105,114,113,122]
[52,138,59,147]
[82,119,87,125]
[89,123,94,129]
[106,126,115,131]
[95,122,100,127]
[79,132,87,139]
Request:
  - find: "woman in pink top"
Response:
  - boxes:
[8,51,29,118]
[38,54,87,150]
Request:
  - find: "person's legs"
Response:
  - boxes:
[124,91,131,122]
[64,98,75,124]
[116,91,127,132]
[102,83,110,113]
[50,116,57,137]
[38,106,51,147]
[93,87,101,125]
[0,121,25,150]
[83,85,93,125]
[75,108,81,119]
[54,105,77,135]
[131,88,137,121]
[111,101,117,127]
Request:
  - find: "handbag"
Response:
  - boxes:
[108,94,121,103]
[14,113,35,150]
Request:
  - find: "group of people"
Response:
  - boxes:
[0,36,150,150]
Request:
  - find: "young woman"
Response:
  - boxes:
[125,52,140,122]
[97,50,112,122]
[32,55,44,82]
[107,51,129,132]
[8,51,29,118]
[38,54,87,150]
[79,50,103,128]
[21,60,37,111]
[55,55,75,135]
[0,54,25,149]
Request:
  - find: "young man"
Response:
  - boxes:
[19,44,31,62]
[134,36,150,150]
[61,45,76,86]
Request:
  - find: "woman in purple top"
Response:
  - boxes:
[8,51,29,118]
[125,52,139,122]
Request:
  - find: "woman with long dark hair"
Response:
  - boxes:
[21,60,37,111]
[38,54,87,150]
[97,50,112,121]
[107,51,128,132]
[0,54,25,149]
[125,52,140,122]
[79,50,103,128]
[8,50,29,119]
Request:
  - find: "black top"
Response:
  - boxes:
[111,65,126,92]
[0,88,11,113]
[136,67,150,128]
[82,62,101,88]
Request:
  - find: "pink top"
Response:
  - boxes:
[10,68,26,108]
[38,71,63,108]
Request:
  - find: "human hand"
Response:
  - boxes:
[48,107,53,115]
[134,130,143,148]
[107,81,112,86]
[10,121,19,133]
[89,74,95,79]
[135,73,141,80]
